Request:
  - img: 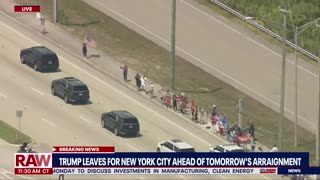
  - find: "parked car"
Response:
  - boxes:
[20,46,59,72]
[157,139,195,152]
[101,110,140,136]
[209,144,244,152]
[51,77,90,104]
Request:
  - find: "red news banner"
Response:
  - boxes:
[14,5,40,12]
[15,146,114,175]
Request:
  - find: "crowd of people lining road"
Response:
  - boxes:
[120,65,269,152]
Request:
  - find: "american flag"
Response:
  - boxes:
[84,34,96,48]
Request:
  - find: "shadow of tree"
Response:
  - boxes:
[175,87,223,94]
[61,20,103,27]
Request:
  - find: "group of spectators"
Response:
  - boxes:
[159,89,189,114]
[134,73,154,97]
[120,65,279,154]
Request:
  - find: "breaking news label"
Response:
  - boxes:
[14,5,40,12]
[14,146,320,175]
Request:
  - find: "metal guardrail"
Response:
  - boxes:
[210,0,320,61]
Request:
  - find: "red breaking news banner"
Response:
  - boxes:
[14,5,40,12]
[52,146,115,153]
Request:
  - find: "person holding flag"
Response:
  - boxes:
[82,34,96,60]
[84,34,96,48]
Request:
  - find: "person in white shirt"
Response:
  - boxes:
[140,76,145,91]
[270,145,278,152]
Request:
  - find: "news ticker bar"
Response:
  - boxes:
[52,152,309,167]
[15,167,277,175]
[52,146,115,153]
[14,6,40,12]
[15,167,320,175]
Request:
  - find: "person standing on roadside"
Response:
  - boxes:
[249,135,256,151]
[82,43,87,60]
[249,120,255,138]
[172,94,177,111]
[135,73,141,90]
[40,15,47,34]
[120,64,128,81]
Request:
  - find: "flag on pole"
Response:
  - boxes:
[84,34,96,48]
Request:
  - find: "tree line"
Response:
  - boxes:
[217,0,320,57]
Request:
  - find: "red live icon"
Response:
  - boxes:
[14,6,40,12]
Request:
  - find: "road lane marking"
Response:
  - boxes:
[0,168,33,179]
[41,118,56,127]
[0,17,214,146]
[0,173,13,180]
[91,0,312,127]
[0,13,288,180]
[180,0,318,77]
[31,87,44,96]
[0,92,7,99]
[80,116,91,123]
[178,175,188,180]
[127,144,140,152]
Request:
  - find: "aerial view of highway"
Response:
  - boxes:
[0,0,319,179]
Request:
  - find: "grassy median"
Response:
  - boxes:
[15,0,316,164]
[0,120,32,144]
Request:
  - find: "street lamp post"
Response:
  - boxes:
[294,26,298,147]
[53,0,58,23]
[317,23,320,166]
[279,3,288,152]
[170,0,176,90]
[293,18,320,148]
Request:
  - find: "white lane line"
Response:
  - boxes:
[0,168,33,179]
[127,144,140,152]
[0,13,282,180]
[261,174,269,180]
[92,0,312,126]
[41,118,56,127]
[0,92,7,99]
[31,87,44,96]
[180,0,318,78]
[0,173,13,180]
[0,17,214,147]
[178,175,188,180]
[80,116,91,123]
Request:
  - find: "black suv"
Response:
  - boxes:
[51,77,90,104]
[20,46,59,72]
[101,110,140,136]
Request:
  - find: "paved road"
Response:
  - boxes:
[0,6,282,180]
[83,0,318,131]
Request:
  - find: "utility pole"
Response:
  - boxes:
[279,0,288,152]
[170,0,176,90]
[317,34,320,165]
[53,0,58,23]
[294,26,298,147]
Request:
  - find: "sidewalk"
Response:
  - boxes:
[0,0,270,152]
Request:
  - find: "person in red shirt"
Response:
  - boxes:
[191,100,195,120]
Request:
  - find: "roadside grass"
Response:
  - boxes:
[0,120,32,144]
[15,0,316,163]
[196,0,317,64]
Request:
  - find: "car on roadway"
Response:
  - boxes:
[209,144,244,152]
[20,46,59,72]
[51,77,90,104]
[157,139,195,152]
[101,110,140,137]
